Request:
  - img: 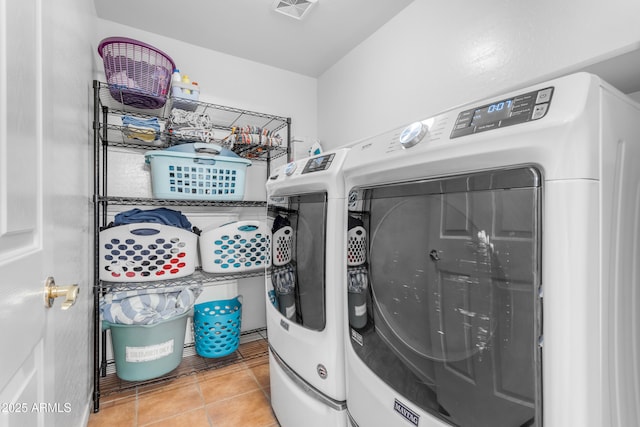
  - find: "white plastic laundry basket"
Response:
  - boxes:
[347,225,367,266]
[272,225,293,266]
[200,221,271,273]
[99,223,197,282]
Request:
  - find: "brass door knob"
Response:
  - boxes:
[44,277,79,310]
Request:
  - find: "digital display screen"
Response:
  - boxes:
[302,153,334,174]
[470,99,514,127]
[451,86,553,139]
[308,156,327,171]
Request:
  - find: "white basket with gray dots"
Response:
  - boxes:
[200,221,271,273]
[347,225,367,266]
[272,226,293,266]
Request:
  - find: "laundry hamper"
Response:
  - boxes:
[200,221,271,273]
[272,225,293,266]
[145,144,252,201]
[193,297,242,358]
[98,36,175,109]
[104,311,190,381]
[99,223,197,282]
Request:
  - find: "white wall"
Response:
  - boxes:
[94,18,317,164]
[318,0,640,149]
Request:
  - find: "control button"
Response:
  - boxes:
[450,126,474,139]
[499,114,530,127]
[531,103,549,120]
[476,122,498,132]
[535,88,553,104]
[269,175,279,180]
[399,121,429,149]
[512,99,533,109]
[517,93,535,102]
[284,162,297,176]
[457,110,474,120]
[512,106,533,116]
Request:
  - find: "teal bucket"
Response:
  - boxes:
[193,297,242,358]
[104,311,189,381]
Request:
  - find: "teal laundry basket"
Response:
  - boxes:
[104,311,189,381]
[193,296,242,358]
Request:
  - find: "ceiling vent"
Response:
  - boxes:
[273,0,318,20]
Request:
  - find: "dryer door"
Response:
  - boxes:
[269,192,327,331]
[349,167,542,427]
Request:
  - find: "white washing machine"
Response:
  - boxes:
[266,148,349,427]
[342,73,640,427]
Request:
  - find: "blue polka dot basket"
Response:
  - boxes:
[199,221,271,273]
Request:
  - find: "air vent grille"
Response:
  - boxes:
[273,0,317,20]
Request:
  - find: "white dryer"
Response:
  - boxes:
[342,73,640,427]
[266,148,349,427]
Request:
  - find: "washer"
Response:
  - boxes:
[342,73,640,427]
[266,148,350,427]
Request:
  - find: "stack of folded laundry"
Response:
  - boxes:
[121,115,161,143]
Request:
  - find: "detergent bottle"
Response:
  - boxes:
[181,74,191,95]
[171,69,182,96]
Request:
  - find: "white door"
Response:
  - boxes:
[0,1,79,425]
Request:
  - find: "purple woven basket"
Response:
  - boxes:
[98,37,175,109]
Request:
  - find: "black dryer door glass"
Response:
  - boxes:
[269,192,327,331]
[349,167,542,427]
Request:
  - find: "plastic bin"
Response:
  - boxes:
[99,223,197,282]
[104,311,189,381]
[200,221,271,273]
[145,145,252,201]
[193,297,242,358]
[171,81,200,111]
[98,37,175,109]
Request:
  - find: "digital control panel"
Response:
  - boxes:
[450,87,553,139]
[302,153,335,174]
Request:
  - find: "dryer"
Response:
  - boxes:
[266,148,349,427]
[342,73,640,427]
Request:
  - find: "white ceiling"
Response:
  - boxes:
[93,0,415,77]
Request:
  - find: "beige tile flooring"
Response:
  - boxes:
[88,334,280,427]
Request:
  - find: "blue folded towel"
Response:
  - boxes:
[121,115,160,142]
[114,208,192,231]
[101,284,202,325]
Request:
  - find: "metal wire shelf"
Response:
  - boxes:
[95,195,267,208]
[98,328,269,398]
[92,79,286,412]
[98,122,288,161]
[97,81,289,134]
[98,268,266,293]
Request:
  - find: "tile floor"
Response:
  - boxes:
[87,333,280,427]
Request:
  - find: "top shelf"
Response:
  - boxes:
[95,81,290,133]
[94,81,290,161]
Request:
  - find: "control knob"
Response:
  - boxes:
[399,121,428,149]
[284,161,297,176]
